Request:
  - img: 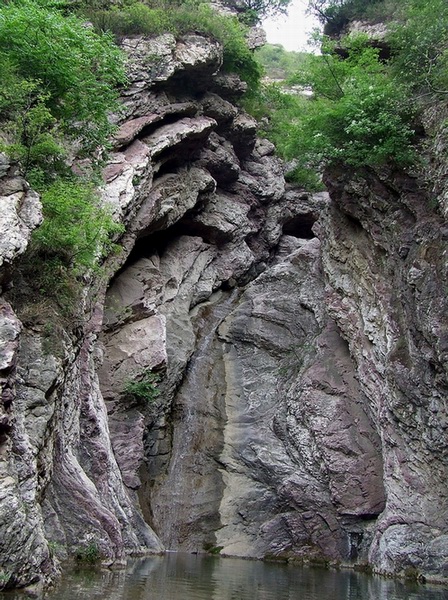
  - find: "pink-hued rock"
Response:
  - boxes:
[321,165,448,578]
[114,114,160,147]
[1,23,447,591]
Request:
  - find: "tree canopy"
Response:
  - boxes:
[248,0,448,188]
[307,0,400,34]
[223,0,292,23]
[255,44,307,80]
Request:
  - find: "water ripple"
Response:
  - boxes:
[7,554,446,600]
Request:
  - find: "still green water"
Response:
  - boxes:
[8,554,448,600]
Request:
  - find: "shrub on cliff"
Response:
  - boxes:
[279,0,448,179]
[83,2,173,36]
[0,65,66,179]
[0,0,125,176]
[287,36,416,169]
[16,178,124,319]
[243,82,324,189]
[389,0,448,98]
[308,0,448,98]
[123,370,161,405]
[0,0,126,318]
[34,179,123,274]
[309,0,402,34]
[251,34,415,188]
[75,0,292,24]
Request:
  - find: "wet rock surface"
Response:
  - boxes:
[215,236,385,560]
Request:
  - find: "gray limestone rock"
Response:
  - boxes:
[211,73,248,98]
[212,239,384,560]
[0,162,42,271]
[198,134,241,186]
[246,26,267,50]
[322,166,448,579]
[121,34,222,116]
[200,93,238,125]
[142,117,217,160]
[1,25,447,591]
[0,300,21,375]
[0,333,62,589]
[113,103,197,148]
[228,113,258,158]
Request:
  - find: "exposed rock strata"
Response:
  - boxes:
[322,166,448,579]
[0,28,447,591]
[0,32,292,588]
[215,234,385,560]
[0,158,49,590]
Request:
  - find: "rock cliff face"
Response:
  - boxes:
[322,166,448,578]
[0,30,447,590]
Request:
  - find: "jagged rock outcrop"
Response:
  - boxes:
[0,158,48,590]
[0,23,447,592]
[0,31,295,589]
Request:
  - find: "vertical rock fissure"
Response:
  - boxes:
[149,290,239,551]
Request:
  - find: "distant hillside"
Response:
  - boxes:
[255,43,307,80]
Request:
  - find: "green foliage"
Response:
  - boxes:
[309,0,394,32]
[12,178,124,321]
[83,3,173,36]
[389,0,448,97]
[0,570,11,591]
[0,58,65,179]
[123,370,161,404]
[209,12,261,90]
[295,82,414,168]
[203,543,224,554]
[76,542,102,564]
[243,81,300,131]
[243,83,324,189]
[287,37,416,168]
[34,179,123,274]
[283,0,448,178]
[0,98,65,179]
[252,34,417,182]
[284,164,325,191]
[76,0,291,22]
[255,44,307,80]
[0,0,125,174]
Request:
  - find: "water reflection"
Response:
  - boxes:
[2,554,447,600]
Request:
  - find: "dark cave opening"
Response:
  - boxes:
[128,221,210,266]
[282,214,317,239]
